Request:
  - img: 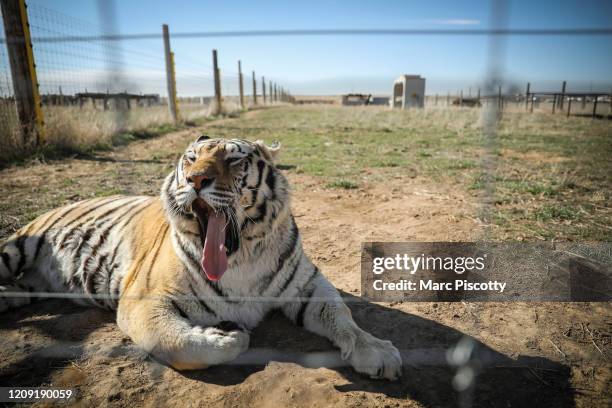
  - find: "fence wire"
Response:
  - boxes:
[0,1,610,404]
[1,0,294,161]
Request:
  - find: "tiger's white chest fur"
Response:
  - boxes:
[161,138,316,329]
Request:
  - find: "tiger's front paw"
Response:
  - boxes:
[348,333,402,380]
[196,324,250,363]
[166,324,250,370]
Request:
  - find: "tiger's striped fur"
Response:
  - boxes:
[0,137,401,379]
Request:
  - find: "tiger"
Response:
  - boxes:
[0,136,402,379]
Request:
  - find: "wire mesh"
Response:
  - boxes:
[21,2,170,149]
[0,2,315,159]
[0,1,610,406]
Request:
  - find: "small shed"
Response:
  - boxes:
[341,93,370,106]
[392,75,425,109]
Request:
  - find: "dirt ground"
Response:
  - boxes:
[0,109,610,407]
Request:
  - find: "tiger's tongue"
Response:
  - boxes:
[201,212,228,281]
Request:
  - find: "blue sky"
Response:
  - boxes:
[26,0,612,95]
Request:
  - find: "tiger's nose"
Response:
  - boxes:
[186,174,214,191]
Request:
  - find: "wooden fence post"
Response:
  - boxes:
[525,82,530,111]
[238,60,244,109]
[559,81,566,109]
[592,96,598,118]
[552,95,556,114]
[269,81,273,104]
[566,98,572,117]
[162,24,178,122]
[212,49,222,115]
[477,88,481,105]
[169,51,180,119]
[252,71,257,105]
[497,85,502,110]
[1,0,45,147]
[262,76,266,104]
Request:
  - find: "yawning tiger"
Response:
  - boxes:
[0,136,402,379]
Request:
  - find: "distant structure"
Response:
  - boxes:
[341,93,391,106]
[392,75,425,109]
[341,93,370,106]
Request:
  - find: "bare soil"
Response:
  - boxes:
[0,110,610,407]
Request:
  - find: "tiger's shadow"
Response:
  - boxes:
[183,291,574,408]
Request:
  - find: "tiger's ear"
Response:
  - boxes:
[196,135,210,143]
[255,139,281,161]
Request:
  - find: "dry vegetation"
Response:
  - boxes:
[0,99,247,165]
[0,105,610,407]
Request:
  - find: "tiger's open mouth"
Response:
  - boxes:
[192,199,228,281]
[191,198,239,281]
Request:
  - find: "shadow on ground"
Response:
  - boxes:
[0,293,573,408]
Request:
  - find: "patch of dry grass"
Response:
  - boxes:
[0,99,247,165]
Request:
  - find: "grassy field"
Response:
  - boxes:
[0,104,610,242]
[202,105,611,241]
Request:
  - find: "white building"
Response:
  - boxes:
[392,75,426,109]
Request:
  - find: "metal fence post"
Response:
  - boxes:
[212,49,222,115]
[1,0,44,147]
[559,80,566,109]
[252,71,257,105]
[525,82,530,111]
[238,60,244,110]
[262,76,266,104]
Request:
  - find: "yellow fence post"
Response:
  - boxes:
[0,0,45,147]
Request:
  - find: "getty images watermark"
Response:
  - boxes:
[361,242,611,302]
